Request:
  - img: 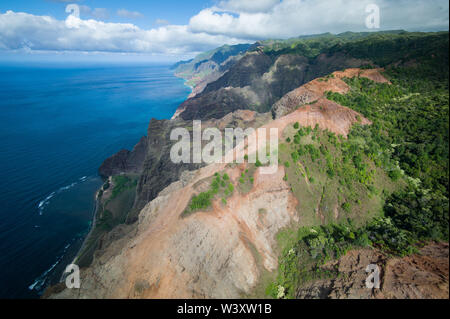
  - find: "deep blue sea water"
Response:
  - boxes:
[0,63,190,298]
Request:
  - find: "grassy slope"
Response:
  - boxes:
[264,58,449,298]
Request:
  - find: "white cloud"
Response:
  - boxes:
[189,0,449,40]
[0,10,248,55]
[0,0,448,57]
[117,9,143,19]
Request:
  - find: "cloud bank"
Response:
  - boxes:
[0,0,448,56]
[0,10,247,55]
[190,0,449,39]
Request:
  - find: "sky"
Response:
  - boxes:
[0,0,448,62]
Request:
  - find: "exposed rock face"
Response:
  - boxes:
[177,52,368,120]
[52,84,372,299]
[381,242,449,299]
[51,32,448,299]
[99,136,147,177]
[283,98,371,137]
[100,110,271,223]
[51,162,298,298]
[132,111,271,219]
[296,242,449,299]
[99,68,384,221]
[272,68,389,118]
[173,43,251,102]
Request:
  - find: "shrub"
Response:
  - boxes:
[384,188,449,241]
[190,191,212,211]
[342,202,351,212]
[388,168,402,181]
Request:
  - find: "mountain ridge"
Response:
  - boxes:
[46,30,449,299]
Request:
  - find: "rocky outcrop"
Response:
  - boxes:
[51,160,299,298]
[99,136,147,177]
[99,110,272,223]
[281,98,371,137]
[52,81,373,298]
[59,32,449,300]
[296,242,449,299]
[132,111,271,219]
[177,51,368,120]
[272,68,389,118]
[99,67,386,221]
[173,43,251,102]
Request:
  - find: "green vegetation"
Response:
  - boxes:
[279,124,393,226]
[384,187,449,242]
[183,173,236,216]
[257,31,448,68]
[267,223,364,299]
[267,194,449,299]
[267,212,430,299]
[111,175,137,199]
[269,46,449,298]
[189,192,213,211]
[96,210,115,231]
[326,67,448,196]
[76,174,138,268]
[237,164,257,194]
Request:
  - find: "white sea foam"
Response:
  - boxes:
[37,176,90,215]
[28,242,72,292]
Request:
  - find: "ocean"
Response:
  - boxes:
[0,62,190,298]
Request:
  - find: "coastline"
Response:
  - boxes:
[171,73,193,119]
[0,63,193,298]
[60,69,193,282]
[66,187,101,271]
